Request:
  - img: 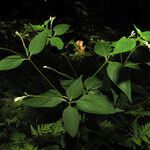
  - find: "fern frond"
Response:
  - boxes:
[127,109,150,118]
[11,132,26,145]
[23,143,38,150]
[131,120,150,146]
[131,119,142,146]
[141,122,150,144]
[31,120,65,137]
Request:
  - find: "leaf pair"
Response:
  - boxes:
[0,28,49,71]
[0,28,50,71]
[29,24,70,55]
[62,76,123,137]
[63,76,122,115]
[22,88,81,138]
[21,76,123,138]
[94,37,136,57]
[49,24,70,50]
[61,76,101,96]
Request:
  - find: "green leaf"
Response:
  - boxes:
[142,136,150,144]
[107,62,132,102]
[94,41,112,57]
[30,24,44,31]
[0,55,25,71]
[84,77,102,91]
[119,79,131,102]
[63,106,81,137]
[107,62,122,83]
[50,37,64,50]
[66,75,84,99]
[53,24,70,36]
[22,90,63,108]
[134,25,150,41]
[134,25,142,36]
[77,93,123,114]
[141,31,150,41]
[29,29,48,55]
[43,19,50,27]
[112,37,136,55]
[132,136,142,146]
[124,62,140,70]
[60,79,75,90]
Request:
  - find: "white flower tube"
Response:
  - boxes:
[14,96,28,102]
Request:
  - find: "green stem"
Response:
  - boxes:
[64,55,78,78]
[29,59,58,91]
[16,31,29,56]
[43,66,74,80]
[123,45,140,65]
[91,61,108,78]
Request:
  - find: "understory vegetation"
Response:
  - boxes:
[0,1,150,149]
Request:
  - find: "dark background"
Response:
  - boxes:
[0,0,149,28]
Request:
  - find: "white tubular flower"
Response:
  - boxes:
[43,65,48,68]
[14,96,27,102]
[15,31,20,36]
[130,31,135,37]
[50,16,56,22]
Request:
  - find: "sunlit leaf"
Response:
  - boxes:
[134,25,142,36]
[50,37,64,50]
[141,31,150,41]
[0,55,25,71]
[112,37,136,55]
[43,19,50,27]
[134,25,150,41]
[53,24,70,36]
[30,24,44,31]
[29,29,48,55]
[124,62,140,70]
[94,41,112,57]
